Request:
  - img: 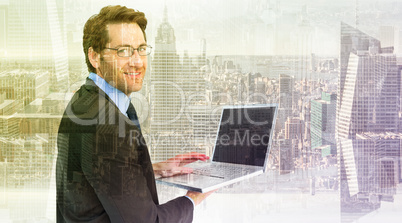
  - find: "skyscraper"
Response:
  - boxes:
[278,138,294,174]
[277,73,293,131]
[337,23,401,217]
[149,6,207,161]
[379,26,396,48]
[0,2,7,58]
[0,69,49,105]
[279,73,293,110]
[337,23,381,138]
[6,0,68,89]
[311,92,336,155]
[337,24,399,139]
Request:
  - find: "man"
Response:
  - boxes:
[56,5,214,222]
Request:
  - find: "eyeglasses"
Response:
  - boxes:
[104,45,152,57]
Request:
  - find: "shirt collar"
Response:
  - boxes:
[88,72,130,117]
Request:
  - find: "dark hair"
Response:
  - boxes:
[83,5,147,73]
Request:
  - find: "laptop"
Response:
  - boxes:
[156,104,278,193]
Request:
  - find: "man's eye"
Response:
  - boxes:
[138,47,146,52]
[118,47,130,55]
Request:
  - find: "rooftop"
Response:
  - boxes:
[0,100,14,110]
[356,132,402,140]
[0,69,48,79]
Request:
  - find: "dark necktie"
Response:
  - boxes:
[126,103,141,131]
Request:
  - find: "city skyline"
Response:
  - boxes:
[0,1,402,222]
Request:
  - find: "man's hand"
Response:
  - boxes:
[153,152,209,178]
[185,189,217,206]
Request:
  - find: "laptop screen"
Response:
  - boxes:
[212,105,276,167]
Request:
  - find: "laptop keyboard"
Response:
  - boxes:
[192,163,244,179]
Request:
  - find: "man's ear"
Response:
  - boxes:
[88,47,100,69]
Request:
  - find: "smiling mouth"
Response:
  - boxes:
[125,72,141,78]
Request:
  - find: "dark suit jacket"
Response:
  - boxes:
[56,78,193,222]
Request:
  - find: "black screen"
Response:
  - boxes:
[212,106,275,166]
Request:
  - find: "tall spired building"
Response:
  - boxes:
[337,23,401,217]
[6,0,69,89]
[150,6,206,161]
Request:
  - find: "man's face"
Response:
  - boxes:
[98,23,147,95]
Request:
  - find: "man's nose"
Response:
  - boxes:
[129,51,143,67]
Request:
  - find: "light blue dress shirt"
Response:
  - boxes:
[88,72,130,117]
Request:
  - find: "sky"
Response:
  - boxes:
[60,0,402,57]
